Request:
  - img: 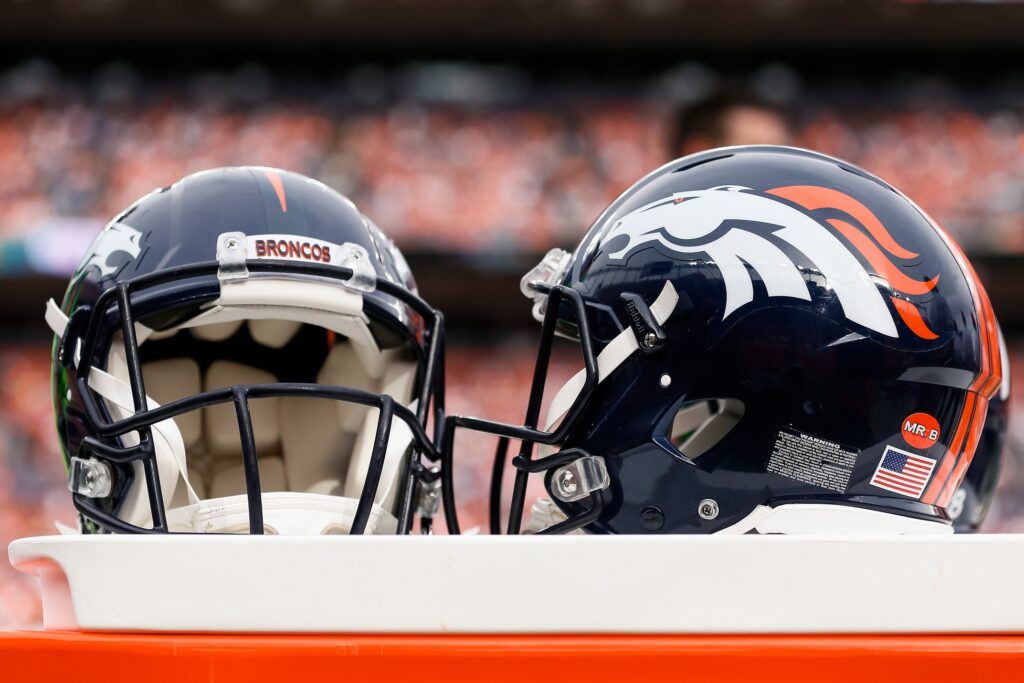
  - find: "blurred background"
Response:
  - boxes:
[3,0,1024,626]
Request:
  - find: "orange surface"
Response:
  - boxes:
[1,631,1023,682]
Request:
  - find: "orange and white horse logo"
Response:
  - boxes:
[604,185,938,340]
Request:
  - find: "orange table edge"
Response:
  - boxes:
[2,631,1024,682]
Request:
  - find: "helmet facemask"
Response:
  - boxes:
[54,257,449,535]
[444,251,621,535]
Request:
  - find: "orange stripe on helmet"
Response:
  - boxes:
[917,209,999,398]
[827,219,939,296]
[767,185,918,258]
[976,285,1002,398]
[931,291,1003,504]
[889,296,939,341]
[937,395,990,507]
[922,392,976,504]
[911,205,1000,505]
[263,169,288,213]
[955,249,997,396]
[923,291,998,504]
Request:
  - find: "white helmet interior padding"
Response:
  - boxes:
[166,491,398,534]
[91,278,418,534]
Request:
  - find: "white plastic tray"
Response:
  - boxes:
[10,533,1024,633]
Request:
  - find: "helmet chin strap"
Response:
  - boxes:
[89,367,201,493]
[525,498,584,535]
[166,492,397,534]
[45,298,70,339]
[49,299,204,524]
[541,280,679,439]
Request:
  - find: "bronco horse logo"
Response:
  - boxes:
[81,222,144,278]
[604,185,939,340]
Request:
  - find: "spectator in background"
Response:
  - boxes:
[670,87,793,157]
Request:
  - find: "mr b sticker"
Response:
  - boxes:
[900,412,940,449]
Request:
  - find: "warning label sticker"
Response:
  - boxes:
[766,427,859,493]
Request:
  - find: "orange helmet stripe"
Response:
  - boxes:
[263,169,288,213]
[938,395,991,506]
[915,206,999,505]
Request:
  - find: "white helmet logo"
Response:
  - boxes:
[604,185,939,340]
[82,222,143,278]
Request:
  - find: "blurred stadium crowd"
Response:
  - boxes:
[3,62,1024,272]
[2,61,1024,626]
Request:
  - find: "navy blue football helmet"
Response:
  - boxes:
[444,146,1004,535]
[48,167,451,535]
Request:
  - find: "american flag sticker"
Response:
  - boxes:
[869,446,937,499]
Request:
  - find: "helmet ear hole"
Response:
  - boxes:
[668,398,745,459]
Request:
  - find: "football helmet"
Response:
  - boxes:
[47,167,453,535]
[444,146,1003,535]
[950,327,1011,532]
